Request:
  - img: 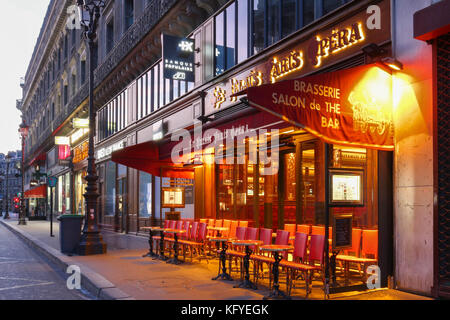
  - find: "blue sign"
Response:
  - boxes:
[162,34,195,82]
[48,176,57,188]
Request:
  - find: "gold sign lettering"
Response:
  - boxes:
[270,50,304,83]
[313,23,365,67]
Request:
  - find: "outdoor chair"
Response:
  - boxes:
[281,233,326,298]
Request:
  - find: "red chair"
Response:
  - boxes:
[297,224,311,235]
[246,227,258,240]
[200,219,207,224]
[227,227,248,277]
[259,228,272,246]
[238,220,249,228]
[311,225,325,235]
[163,220,170,229]
[222,219,232,238]
[336,229,377,281]
[275,230,290,245]
[281,234,326,298]
[176,220,183,230]
[229,220,239,239]
[180,222,209,263]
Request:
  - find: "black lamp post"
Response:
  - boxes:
[76,0,106,255]
[4,154,12,220]
[18,120,29,225]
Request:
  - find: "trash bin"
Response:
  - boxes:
[57,215,84,254]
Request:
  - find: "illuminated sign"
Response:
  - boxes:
[162,34,195,82]
[70,128,89,146]
[55,136,70,145]
[58,145,71,160]
[73,141,89,164]
[213,87,226,109]
[73,118,89,129]
[231,71,263,102]
[270,50,304,83]
[97,140,126,160]
[311,23,365,67]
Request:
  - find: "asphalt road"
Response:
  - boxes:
[0,222,93,300]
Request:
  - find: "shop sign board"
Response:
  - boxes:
[332,214,353,250]
[205,0,391,115]
[329,168,365,206]
[97,140,126,160]
[246,64,394,151]
[162,34,195,82]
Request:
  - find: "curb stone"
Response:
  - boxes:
[0,220,135,300]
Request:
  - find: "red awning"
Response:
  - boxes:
[246,64,394,151]
[111,141,194,179]
[24,185,47,199]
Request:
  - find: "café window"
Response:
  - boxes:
[139,171,152,217]
[104,161,116,217]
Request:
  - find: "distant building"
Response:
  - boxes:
[0,151,22,213]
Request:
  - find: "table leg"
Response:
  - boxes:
[331,251,338,287]
[212,242,233,281]
[142,229,155,257]
[263,252,291,300]
[167,233,183,265]
[234,246,257,289]
[154,231,167,261]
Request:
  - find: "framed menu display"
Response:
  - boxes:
[329,169,364,206]
[162,187,185,208]
[332,214,353,250]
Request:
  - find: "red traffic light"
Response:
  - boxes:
[13,197,20,203]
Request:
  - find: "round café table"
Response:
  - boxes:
[259,245,294,300]
[210,237,233,281]
[141,226,164,258]
[231,240,263,290]
[163,229,186,265]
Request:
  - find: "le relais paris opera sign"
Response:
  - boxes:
[206,0,393,149]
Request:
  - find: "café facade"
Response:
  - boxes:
[94,0,441,296]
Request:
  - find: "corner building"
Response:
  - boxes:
[19,0,449,298]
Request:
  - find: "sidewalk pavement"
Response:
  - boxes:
[0,215,433,301]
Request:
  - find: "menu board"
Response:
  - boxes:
[329,169,364,206]
[332,214,353,250]
[162,187,185,208]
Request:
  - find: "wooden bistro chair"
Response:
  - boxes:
[181,221,198,261]
[297,224,311,235]
[336,229,377,282]
[222,219,232,238]
[252,229,290,288]
[180,222,209,263]
[336,228,362,279]
[281,234,326,298]
[284,224,297,245]
[227,227,248,277]
[252,228,272,284]
[228,220,239,239]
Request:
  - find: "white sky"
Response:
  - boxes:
[0,0,51,154]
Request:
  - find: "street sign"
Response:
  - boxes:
[48,176,57,188]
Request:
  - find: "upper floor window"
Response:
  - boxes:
[215,0,350,75]
[106,18,115,53]
[81,60,86,84]
[124,0,134,31]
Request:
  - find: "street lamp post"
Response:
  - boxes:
[18,121,29,225]
[76,0,106,255]
[4,154,11,220]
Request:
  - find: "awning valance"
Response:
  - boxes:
[111,141,194,179]
[246,64,394,151]
[24,185,47,199]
